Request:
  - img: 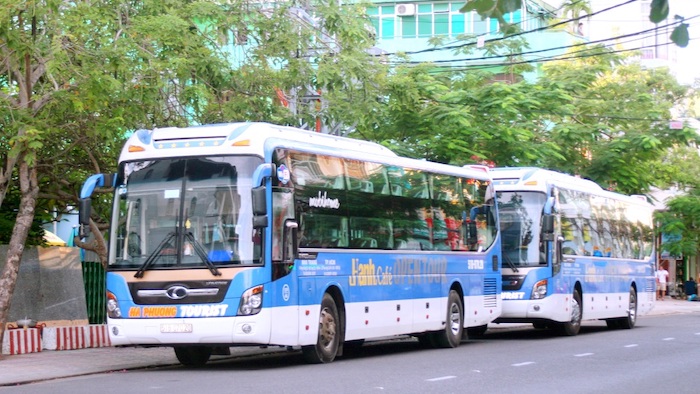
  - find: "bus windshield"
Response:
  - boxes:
[113,156,263,269]
[496,191,547,268]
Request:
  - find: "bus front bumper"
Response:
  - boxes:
[107,312,272,347]
[495,293,571,323]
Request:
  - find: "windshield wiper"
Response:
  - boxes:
[502,251,520,273]
[185,231,221,276]
[134,231,176,278]
[133,230,222,278]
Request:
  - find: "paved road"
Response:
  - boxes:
[1,299,698,387]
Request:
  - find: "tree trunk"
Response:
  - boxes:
[72,219,108,268]
[0,159,39,360]
[0,130,24,209]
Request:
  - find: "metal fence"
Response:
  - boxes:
[81,261,106,324]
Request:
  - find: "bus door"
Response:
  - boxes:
[267,185,300,345]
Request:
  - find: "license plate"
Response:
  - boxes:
[160,323,193,333]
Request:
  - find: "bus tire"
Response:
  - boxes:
[605,319,621,329]
[302,293,340,363]
[466,324,488,338]
[433,290,464,348]
[174,346,212,367]
[615,286,638,329]
[557,289,582,336]
[417,334,436,348]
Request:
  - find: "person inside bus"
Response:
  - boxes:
[592,246,603,257]
[500,213,522,264]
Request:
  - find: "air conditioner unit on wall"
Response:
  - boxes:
[396,3,416,16]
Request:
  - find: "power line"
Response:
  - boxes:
[426,37,696,73]
[387,16,698,66]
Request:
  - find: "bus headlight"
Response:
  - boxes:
[531,279,548,300]
[238,285,263,316]
[107,291,122,318]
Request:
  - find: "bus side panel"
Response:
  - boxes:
[295,250,501,344]
[463,273,502,328]
[560,257,656,321]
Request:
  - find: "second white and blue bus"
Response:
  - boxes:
[488,167,655,335]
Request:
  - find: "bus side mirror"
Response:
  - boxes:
[252,186,268,228]
[467,221,477,246]
[78,198,92,238]
[542,214,555,241]
[78,172,116,239]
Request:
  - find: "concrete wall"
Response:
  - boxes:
[0,246,88,327]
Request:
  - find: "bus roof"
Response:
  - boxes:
[118,122,492,181]
[490,167,652,207]
[119,122,397,163]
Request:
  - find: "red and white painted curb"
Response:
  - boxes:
[1,328,42,355]
[2,324,111,355]
[85,324,111,348]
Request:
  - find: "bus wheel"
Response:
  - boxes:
[417,334,436,348]
[174,346,212,367]
[466,324,488,338]
[614,287,638,330]
[605,319,621,329]
[302,293,340,363]
[433,290,464,348]
[558,289,582,336]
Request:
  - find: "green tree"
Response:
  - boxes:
[656,189,700,260]
[651,144,700,262]
[357,43,697,197]
[540,46,699,194]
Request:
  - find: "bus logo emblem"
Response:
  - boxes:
[165,285,189,300]
[282,284,290,301]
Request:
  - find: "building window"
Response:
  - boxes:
[369,2,522,40]
[400,2,471,38]
[368,5,396,39]
[402,16,417,38]
[452,4,465,35]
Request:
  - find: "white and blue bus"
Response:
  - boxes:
[489,167,655,335]
[79,122,501,365]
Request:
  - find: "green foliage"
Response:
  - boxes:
[538,49,698,194]
[670,19,689,48]
[0,192,49,246]
[2,0,698,252]
[649,0,669,24]
[656,189,700,258]
[1,0,385,239]
[356,32,696,197]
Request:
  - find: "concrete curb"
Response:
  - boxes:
[1,327,42,355]
[2,324,110,355]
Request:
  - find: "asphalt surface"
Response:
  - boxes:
[1,298,699,387]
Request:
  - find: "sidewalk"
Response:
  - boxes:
[1,299,699,387]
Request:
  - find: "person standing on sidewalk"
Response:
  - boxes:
[684,277,697,301]
[656,265,670,300]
